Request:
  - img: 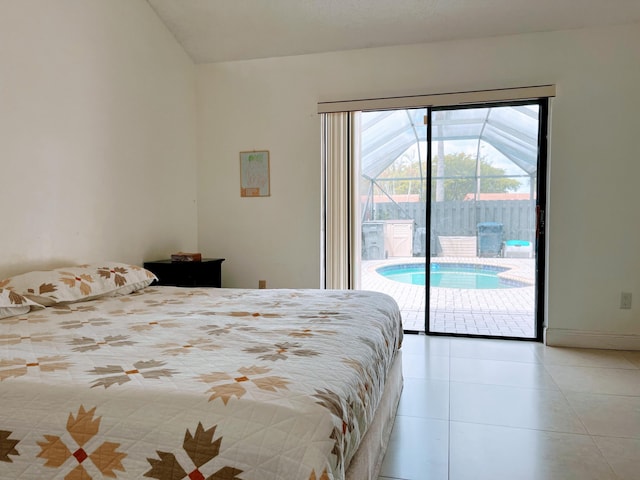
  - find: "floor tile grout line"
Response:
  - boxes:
[559,388,640,478]
[448,418,595,437]
[448,418,628,478]
[542,361,640,398]
[539,360,622,479]
[448,378,565,392]
[588,431,630,478]
[555,389,640,399]
[447,355,542,365]
[545,362,640,371]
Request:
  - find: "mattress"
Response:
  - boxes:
[0,286,403,479]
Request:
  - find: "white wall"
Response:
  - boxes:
[197,22,640,342]
[0,0,198,277]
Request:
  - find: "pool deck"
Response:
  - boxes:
[360,256,536,338]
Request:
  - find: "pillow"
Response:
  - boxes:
[0,262,158,306]
[0,287,43,319]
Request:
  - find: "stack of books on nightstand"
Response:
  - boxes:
[170,252,202,262]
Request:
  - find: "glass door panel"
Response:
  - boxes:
[359,108,428,332]
[427,103,541,338]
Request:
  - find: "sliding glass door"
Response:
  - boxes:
[357,100,547,340]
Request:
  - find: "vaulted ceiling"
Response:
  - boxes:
[147,0,640,64]
[145,1,639,183]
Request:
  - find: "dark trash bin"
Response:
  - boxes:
[413,227,427,257]
[477,222,503,257]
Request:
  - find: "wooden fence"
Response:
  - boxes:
[367,200,536,256]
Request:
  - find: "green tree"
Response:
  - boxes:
[375,149,425,198]
[437,152,521,201]
[376,150,521,201]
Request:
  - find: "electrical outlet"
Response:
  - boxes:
[258,280,266,289]
[620,292,632,309]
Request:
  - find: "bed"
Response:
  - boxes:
[0,262,403,480]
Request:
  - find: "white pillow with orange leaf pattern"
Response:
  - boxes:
[0,262,157,307]
[0,287,44,318]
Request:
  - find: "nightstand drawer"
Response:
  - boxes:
[143,258,225,288]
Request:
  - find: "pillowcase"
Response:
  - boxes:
[0,262,157,307]
[0,287,43,319]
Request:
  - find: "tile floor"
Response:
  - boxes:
[378,334,640,480]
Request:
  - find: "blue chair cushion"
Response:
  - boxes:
[505,240,530,247]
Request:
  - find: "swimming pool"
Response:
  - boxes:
[376,263,529,289]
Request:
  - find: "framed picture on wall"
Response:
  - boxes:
[240,150,270,197]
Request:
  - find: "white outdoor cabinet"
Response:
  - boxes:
[384,220,414,257]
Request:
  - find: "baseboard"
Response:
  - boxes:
[544,327,640,350]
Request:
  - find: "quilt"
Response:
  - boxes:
[0,286,402,480]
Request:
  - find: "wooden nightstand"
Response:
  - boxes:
[143,258,225,288]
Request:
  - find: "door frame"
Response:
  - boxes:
[423,98,549,342]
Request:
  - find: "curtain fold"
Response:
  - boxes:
[321,112,361,289]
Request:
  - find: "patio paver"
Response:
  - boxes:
[360,256,536,338]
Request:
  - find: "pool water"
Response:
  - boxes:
[376,263,528,289]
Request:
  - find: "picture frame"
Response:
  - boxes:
[239,150,270,197]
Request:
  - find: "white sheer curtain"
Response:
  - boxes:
[320,112,361,289]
